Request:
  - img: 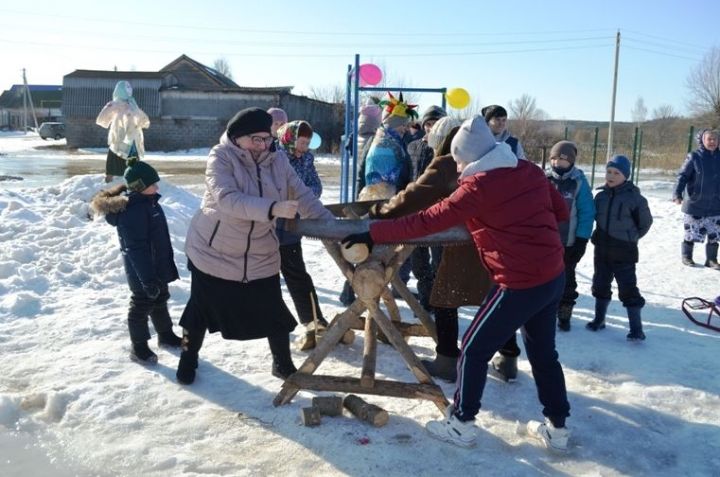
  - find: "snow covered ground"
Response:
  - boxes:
[1,133,719,476]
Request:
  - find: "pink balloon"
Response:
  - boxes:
[358,63,382,86]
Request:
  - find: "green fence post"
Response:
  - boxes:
[635,129,643,183]
[564,126,568,140]
[591,127,599,187]
[630,126,639,181]
[687,125,695,153]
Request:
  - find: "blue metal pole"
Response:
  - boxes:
[341,64,351,202]
[351,54,360,201]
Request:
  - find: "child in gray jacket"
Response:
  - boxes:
[586,155,653,340]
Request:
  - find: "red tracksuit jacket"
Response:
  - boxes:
[370,160,568,289]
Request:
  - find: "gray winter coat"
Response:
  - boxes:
[592,181,653,263]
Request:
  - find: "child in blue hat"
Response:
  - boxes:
[586,155,653,341]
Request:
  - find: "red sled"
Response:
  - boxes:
[681,297,720,332]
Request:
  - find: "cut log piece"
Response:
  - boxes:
[312,396,344,417]
[300,406,321,426]
[343,394,389,427]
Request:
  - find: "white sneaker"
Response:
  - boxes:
[426,406,477,448]
[526,418,570,451]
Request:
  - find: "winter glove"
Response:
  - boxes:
[566,237,588,264]
[341,232,374,252]
[142,282,161,300]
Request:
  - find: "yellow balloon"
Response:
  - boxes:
[446,88,471,109]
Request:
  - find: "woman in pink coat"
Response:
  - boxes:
[176,108,333,385]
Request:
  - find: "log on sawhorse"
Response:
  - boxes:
[273,241,448,413]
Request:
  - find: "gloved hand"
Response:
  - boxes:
[272,200,299,219]
[566,237,588,264]
[341,232,374,252]
[142,282,161,300]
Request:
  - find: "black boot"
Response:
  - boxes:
[157,329,183,348]
[682,241,695,266]
[268,333,297,379]
[557,303,573,332]
[586,298,610,331]
[490,354,518,382]
[176,327,205,385]
[705,242,720,270]
[130,341,158,365]
[626,306,646,341]
[420,353,458,382]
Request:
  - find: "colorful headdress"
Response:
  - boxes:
[379,92,418,121]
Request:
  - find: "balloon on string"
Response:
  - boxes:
[445,88,471,109]
[309,132,322,149]
[358,63,383,87]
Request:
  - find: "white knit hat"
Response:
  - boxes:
[427,116,462,151]
[450,115,497,168]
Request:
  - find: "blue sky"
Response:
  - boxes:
[1,0,717,121]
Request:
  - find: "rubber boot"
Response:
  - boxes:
[490,354,518,382]
[130,340,158,365]
[705,242,720,270]
[557,303,573,332]
[420,353,458,382]
[682,241,695,266]
[176,327,206,385]
[626,306,646,341]
[586,298,610,331]
[268,332,297,379]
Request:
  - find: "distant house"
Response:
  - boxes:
[0,85,62,130]
[62,55,342,152]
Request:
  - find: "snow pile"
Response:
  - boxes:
[0,171,718,476]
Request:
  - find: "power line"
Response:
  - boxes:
[623,44,702,62]
[0,7,616,38]
[623,28,711,51]
[624,36,708,55]
[0,37,612,58]
[0,22,614,49]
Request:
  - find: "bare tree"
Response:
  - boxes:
[631,96,648,124]
[213,58,233,80]
[306,84,345,104]
[508,94,548,147]
[652,104,678,120]
[686,46,720,121]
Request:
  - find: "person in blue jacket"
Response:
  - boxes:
[275,120,328,350]
[673,128,720,269]
[90,158,182,364]
[546,141,595,331]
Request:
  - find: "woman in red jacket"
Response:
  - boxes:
[343,116,571,450]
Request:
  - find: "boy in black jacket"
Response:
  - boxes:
[90,159,182,363]
[587,155,653,340]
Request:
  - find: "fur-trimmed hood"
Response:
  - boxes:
[90,184,129,218]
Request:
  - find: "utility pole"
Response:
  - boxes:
[607,30,621,160]
[22,68,39,132]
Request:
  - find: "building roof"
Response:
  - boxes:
[62,55,294,95]
[0,84,63,108]
[64,70,164,79]
[160,54,240,90]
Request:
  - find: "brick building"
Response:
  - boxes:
[62,55,342,152]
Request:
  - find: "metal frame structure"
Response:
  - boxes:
[341,54,449,202]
